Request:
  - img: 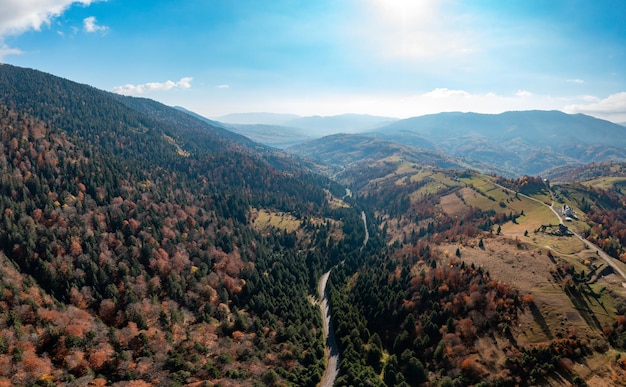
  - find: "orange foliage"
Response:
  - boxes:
[69,287,89,309]
[69,237,83,256]
[127,380,152,387]
[64,350,86,371]
[98,299,117,324]
[91,378,108,387]
[88,344,114,369]
[37,307,61,323]
[461,357,476,370]
[223,275,245,295]
[232,331,245,342]
[458,318,477,340]
[21,350,52,375]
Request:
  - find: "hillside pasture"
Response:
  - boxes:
[251,209,302,234]
[584,176,626,190]
[436,236,625,383]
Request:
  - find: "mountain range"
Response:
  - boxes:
[369,110,626,176]
[209,109,626,177]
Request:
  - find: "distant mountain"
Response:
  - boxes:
[175,107,316,148]
[372,110,626,176]
[226,123,316,148]
[216,112,398,136]
[173,105,234,129]
[285,113,397,135]
[215,112,301,125]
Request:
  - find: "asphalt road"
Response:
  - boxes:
[318,211,368,387]
[318,270,340,387]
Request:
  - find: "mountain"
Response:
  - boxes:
[285,113,398,135]
[173,105,235,130]
[287,133,472,177]
[0,64,363,386]
[214,112,301,125]
[225,123,316,148]
[372,110,626,176]
[216,112,398,136]
[175,107,316,148]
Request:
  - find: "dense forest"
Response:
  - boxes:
[0,64,366,385]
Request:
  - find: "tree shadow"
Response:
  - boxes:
[564,287,602,331]
[530,303,553,340]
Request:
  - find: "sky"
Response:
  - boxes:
[1,0,625,122]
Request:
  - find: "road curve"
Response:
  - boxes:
[317,211,368,386]
[492,179,626,285]
[361,211,369,250]
[318,270,340,387]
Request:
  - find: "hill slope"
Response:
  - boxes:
[0,64,365,386]
[328,159,626,385]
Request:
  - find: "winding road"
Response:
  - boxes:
[361,211,369,250]
[546,203,626,286]
[318,211,368,387]
[317,270,340,387]
[492,180,626,286]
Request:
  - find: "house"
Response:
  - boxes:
[562,204,573,217]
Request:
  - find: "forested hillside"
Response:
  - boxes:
[0,64,366,386]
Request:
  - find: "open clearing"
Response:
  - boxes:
[439,236,626,386]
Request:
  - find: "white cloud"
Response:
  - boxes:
[112,77,193,95]
[566,79,585,84]
[83,16,108,33]
[216,84,230,89]
[0,0,101,37]
[0,1,104,59]
[515,90,532,97]
[564,92,626,122]
[423,88,470,98]
[0,43,23,61]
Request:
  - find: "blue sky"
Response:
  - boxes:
[1,0,625,121]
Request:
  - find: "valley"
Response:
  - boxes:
[0,64,625,386]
